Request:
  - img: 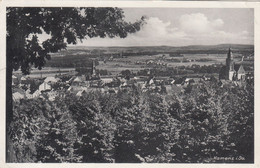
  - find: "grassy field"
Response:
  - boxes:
[96,53,248,75]
[16,44,254,77]
[13,67,75,78]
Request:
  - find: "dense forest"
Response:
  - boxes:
[9,80,254,163]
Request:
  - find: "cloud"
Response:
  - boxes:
[130,17,187,44]
[211,19,224,28]
[79,14,253,46]
[135,17,171,37]
[179,13,224,33]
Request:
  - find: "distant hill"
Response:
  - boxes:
[65,44,253,54]
[49,44,253,60]
[46,44,254,68]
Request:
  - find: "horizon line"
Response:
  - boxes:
[67,43,254,48]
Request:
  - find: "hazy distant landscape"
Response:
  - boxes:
[39,44,254,77]
[49,44,254,59]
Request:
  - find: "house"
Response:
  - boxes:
[120,82,128,88]
[66,77,75,84]
[44,76,60,83]
[184,78,195,85]
[202,75,211,81]
[25,88,33,99]
[39,82,51,92]
[76,90,88,97]
[106,78,121,87]
[20,76,30,85]
[13,92,25,101]
[73,76,83,83]
[32,89,41,98]
[71,76,85,86]
[68,85,87,93]
[21,76,27,81]
[12,75,19,85]
[146,77,154,85]
[236,65,246,81]
[101,77,113,84]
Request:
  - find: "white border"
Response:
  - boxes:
[0,1,259,168]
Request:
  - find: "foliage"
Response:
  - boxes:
[10,81,254,163]
[68,93,116,162]
[7,7,145,74]
[10,99,44,162]
[35,99,81,162]
[10,98,81,162]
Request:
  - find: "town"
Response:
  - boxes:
[12,47,254,102]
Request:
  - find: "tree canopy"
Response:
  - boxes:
[7,7,145,74]
[9,82,254,163]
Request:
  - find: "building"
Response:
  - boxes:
[236,65,246,80]
[44,76,60,83]
[12,75,19,85]
[92,60,96,76]
[13,92,25,101]
[39,82,51,92]
[219,48,246,81]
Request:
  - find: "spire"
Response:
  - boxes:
[227,48,233,59]
[92,60,96,76]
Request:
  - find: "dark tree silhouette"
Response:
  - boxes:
[6,7,145,162]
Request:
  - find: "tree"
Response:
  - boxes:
[35,99,81,162]
[6,7,145,162]
[10,99,46,162]
[114,92,178,163]
[121,69,131,80]
[68,94,116,162]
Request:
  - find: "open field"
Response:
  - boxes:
[13,67,75,78]
[16,44,254,77]
[96,53,249,75]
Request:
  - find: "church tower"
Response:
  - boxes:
[226,48,235,80]
[92,60,96,76]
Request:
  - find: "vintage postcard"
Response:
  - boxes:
[0,1,259,168]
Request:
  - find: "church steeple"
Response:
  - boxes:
[226,48,235,80]
[220,47,246,81]
[226,48,234,71]
[92,60,96,76]
[227,47,233,60]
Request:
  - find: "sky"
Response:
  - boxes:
[76,8,253,47]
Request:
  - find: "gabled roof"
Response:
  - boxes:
[13,87,25,94]
[73,77,82,82]
[13,92,24,100]
[170,79,175,84]
[39,82,51,91]
[237,65,245,74]
[76,90,87,97]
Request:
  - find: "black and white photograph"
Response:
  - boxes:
[2,3,257,165]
